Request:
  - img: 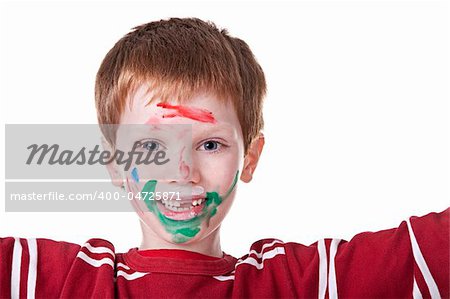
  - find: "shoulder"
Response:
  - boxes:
[73,238,116,267]
[236,238,287,270]
[0,237,117,298]
[0,236,115,263]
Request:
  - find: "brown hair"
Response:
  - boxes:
[95,17,266,153]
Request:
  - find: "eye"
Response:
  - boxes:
[203,141,219,151]
[196,139,228,153]
[140,140,164,151]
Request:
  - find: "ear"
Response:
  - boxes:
[101,137,124,187]
[240,133,265,183]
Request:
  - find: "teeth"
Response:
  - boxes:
[162,201,179,212]
[162,200,180,207]
[162,198,205,212]
[192,199,204,207]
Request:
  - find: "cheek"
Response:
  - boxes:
[123,169,145,209]
[197,152,239,184]
[124,168,140,194]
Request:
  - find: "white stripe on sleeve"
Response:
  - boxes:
[413,277,423,299]
[318,239,328,299]
[328,239,341,299]
[83,242,115,257]
[27,238,37,299]
[11,237,22,299]
[76,251,114,268]
[406,218,441,299]
[235,247,285,270]
[116,270,149,280]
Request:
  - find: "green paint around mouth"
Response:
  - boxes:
[141,171,239,243]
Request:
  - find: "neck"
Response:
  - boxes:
[138,221,223,258]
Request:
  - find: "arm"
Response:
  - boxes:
[284,208,449,298]
[0,237,115,298]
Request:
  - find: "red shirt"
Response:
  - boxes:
[137,249,221,261]
[0,208,448,298]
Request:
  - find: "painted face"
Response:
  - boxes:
[116,85,245,244]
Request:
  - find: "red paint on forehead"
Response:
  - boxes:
[145,116,161,125]
[156,103,216,123]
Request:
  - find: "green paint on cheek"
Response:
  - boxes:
[142,180,157,210]
[207,191,222,205]
[140,171,239,243]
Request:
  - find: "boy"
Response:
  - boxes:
[1,17,448,298]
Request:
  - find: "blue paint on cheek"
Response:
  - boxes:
[131,167,139,183]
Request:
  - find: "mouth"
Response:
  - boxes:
[157,196,207,221]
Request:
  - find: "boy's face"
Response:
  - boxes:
[108,85,260,245]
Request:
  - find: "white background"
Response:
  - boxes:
[0,1,448,257]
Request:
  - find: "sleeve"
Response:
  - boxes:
[0,237,79,298]
[0,237,116,298]
[284,208,449,298]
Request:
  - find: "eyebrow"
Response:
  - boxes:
[155,103,217,123]
[194,124,237,139]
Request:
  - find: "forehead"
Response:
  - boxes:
[120,84,240,127]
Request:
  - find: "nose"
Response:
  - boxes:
[176,146,200,184]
